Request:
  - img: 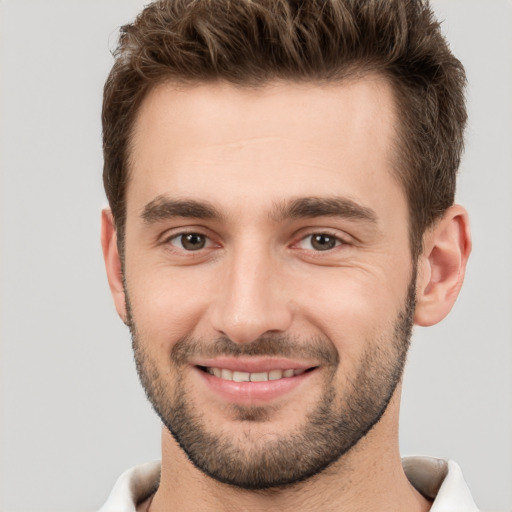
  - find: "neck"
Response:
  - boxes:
[149,393,431,512]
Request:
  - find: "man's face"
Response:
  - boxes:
[121,78,416,488]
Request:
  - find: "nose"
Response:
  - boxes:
[209,244,293,344]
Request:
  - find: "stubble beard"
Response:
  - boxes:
[127,274,416,490]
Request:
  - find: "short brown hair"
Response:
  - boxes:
[102,0,467,257]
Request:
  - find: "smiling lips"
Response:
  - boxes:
[201,366,308,382]
[195,359,318,403]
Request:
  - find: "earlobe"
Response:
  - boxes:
[101,209,128,324]
[414,205,472,327]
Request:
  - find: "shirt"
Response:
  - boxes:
[98,456,479,511]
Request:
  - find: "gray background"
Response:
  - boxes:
[0,1,511,511]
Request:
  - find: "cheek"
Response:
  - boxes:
[290,266,408,353]
[127,264,213,346]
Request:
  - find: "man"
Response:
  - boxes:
[99,0,476,510]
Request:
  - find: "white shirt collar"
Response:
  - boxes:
[99,457,478,511]
[403,456,479,511]
[99,460,160,512]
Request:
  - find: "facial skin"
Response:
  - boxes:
[102,77,471,511]
[130,287,415,489]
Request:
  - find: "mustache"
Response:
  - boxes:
[171,333,340,367]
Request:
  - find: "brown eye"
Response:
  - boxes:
[310,234,337,251]
[297,233,341,251]
[170,233,208,251]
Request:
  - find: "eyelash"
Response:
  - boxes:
[164,231,215,251]
[162,230,349,254]
[295,231,347,252]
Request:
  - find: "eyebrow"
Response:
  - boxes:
[141,196,224,223]
[141,195,377,225]
[270,196,378,224]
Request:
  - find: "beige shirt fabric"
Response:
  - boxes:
[98,457,479,512]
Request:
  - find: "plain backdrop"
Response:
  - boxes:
[1,1,511,511]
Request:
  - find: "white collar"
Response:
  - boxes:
[403,456,479,511]
[99,457,478,511]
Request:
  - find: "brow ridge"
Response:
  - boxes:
[270,196,378,223]
[141,196,223,223]
[140,195,377,225]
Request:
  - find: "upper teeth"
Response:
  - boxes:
[206,368,306,382]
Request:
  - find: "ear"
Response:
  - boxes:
[101,209,128,324]
[414,204,472,326]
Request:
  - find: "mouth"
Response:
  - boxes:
[193,359,320,405]
[197,365,316,382]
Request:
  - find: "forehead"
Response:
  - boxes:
[127,77,404,220]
